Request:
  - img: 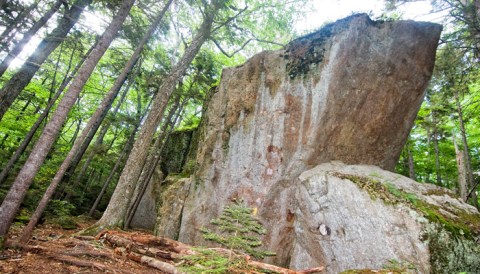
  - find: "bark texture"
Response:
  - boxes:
[156,14,444,267]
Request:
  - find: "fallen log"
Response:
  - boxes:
[116,247,183,274]
[102,233,181,261]
[98,230,193,255]
[60,249,114,259]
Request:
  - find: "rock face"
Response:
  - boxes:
[292,162,480,273]
[130,129,196,230]
[157,14,448,269]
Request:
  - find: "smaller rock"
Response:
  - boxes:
[291,162,480,274]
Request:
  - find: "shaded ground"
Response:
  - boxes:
[0,220,158,273]
[0,220,402,274]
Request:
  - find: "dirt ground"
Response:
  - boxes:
[0,221,160,274]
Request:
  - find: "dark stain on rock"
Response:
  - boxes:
[286,209,295,223]
[284,14,373,79]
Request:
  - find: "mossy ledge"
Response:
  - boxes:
[331,172,480,239]
[332,171,480,273]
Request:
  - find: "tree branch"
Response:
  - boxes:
[212,5,248,33]
[211,37,252,58]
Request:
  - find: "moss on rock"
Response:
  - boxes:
[333,171,480,273]
[424,223,480,274]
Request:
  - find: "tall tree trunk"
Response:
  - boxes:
[406,145,415,180]
[61,77,134,200]
[401,138,416,180]
[89,123,139,217]
[61,61,139,190]
[69,116,82,144]
[454,91,478,208]
[93,3,221,231]
[0,0,135,244]
[0,0,63,77]
[0,40,90,186]
[59,0,172,189]
[453,135,468,201]
[62,123,121,201]
[0,0,91,122]
[59,1,172,202]
[431,113,442,186]
[88,96,150,216]
[80,166,104,203]
[124,93,185,228]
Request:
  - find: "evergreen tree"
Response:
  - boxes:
[201,202,275,259]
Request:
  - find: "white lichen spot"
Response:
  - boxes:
[266,168,273,175]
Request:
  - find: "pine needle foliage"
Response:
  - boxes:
[180,248,252,273]
[201,201,275,259]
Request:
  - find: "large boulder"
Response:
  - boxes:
[157,14,446,268]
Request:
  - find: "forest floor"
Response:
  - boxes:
[0,219,326,274]
[0,220,158,273]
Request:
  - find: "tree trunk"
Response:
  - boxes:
[69,116,82,144]
[0,0,135,244]
[88,91,151,217]
[89,123,139,217]
[453,135,468,201]
[0,40,91,186]
[79,166,104,203]
[124,93,185,228]
[59,0,171,192]
[93,3,221,231]
[431,113,442,186]
[0,0,91,122]
[407,145,415,180]
[0,0,63,77]
[61,79,133,200]
[454,91,478,208]
[60,61,139,192]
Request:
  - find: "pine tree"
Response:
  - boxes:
[201,202,275,259]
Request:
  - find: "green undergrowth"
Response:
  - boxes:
[179,248,257,273]
[201,202,275,259]
[167,172,191,180]
[340,270,406,274]
[181,202,276,273]
[332,172,480,238]
[340,258,418,274]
